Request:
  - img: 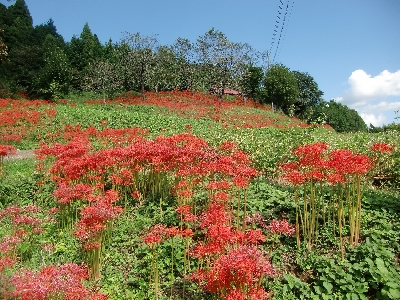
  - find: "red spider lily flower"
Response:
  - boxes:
[0,256,16,272]
[53,183,94,205]
[175,205,192,215]
[178,228,194,237]
[164,226,180,237]
[244,228,267,245]
[206,224,233,245]
[143,233,162,246]
[0,144,16,157]
[220,141,237,152]
[212,191,230,202]
[200,203,231,228]
[232,176,250,188]
[305,169,326,182]
[84,242,102,251]
[279,162,299,172]
[0,205,20,219]
[266,219,295,236]
[10,263,102,300]
[183,213,197,223]
[225,289,245,300]
[232,150,250,165]
[192,245,275,298]
[176,189,193,198]
[370,142,394,153]
[131,190,141,199]
[0,236,22,253]
[245,213,268,229]
[293,142,328,168]
[328,149,372,176]
[142,224,166,246]
[282,171,306,185]
[49,207,59,214]
[206,180,231,190]
[326,172,346,185]
[191,241,225,258]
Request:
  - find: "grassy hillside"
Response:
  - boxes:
[0,91,399,300]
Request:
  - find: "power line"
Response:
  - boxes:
[269,0,295,65]
[274,0,295,62]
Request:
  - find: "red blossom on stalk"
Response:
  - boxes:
[0,256,16,272]
[266,219,295,236]
[192,245,274,299]
[53,183,95,205]
[293,142,328,167]
[10,263,108,300]
[0,144,16,157]
[328,149,373,176]
[74,191,122,247]
[370,142,393,153]
[206,180,231,190]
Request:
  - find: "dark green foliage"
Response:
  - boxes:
[311,100,368,133]
[263,64,299,115]
[292,70,324,120]
[240,65,264,100]
[35,34,71,99]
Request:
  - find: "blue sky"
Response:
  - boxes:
[3,0,400,126]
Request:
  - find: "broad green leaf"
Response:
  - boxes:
[323,281,333,293]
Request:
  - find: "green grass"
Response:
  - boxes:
[1,95,400,299]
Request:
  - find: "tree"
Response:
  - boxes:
[148,45,179,92]
[66,23,104,90]
[292,70,324,119]
[0,29,7,62]
[196,28,251,99]
[240,65,264,100]
[172,37,196,91]
[120,32,158,99]
[36,34,70,99]
[82,59,122,104]
[310,100,367,133]
[263,64,299,115]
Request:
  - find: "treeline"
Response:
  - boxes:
[0,0,370,132]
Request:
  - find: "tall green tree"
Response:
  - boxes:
[82,58,122,104]
[120,32,158,99]
[0,0,39,94]
[172,37,196,91]
[292,70,324,119]
[148,45,179,92]
[196,28,252,99]
[240,65,264,100]
[36,34,70,99]
[310,100,367,132]
[263,64,299,115]
[67,23,103,90]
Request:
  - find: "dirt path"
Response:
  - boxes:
[3,150,36,161]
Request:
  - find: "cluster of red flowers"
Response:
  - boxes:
[81,90,310,129]
[0,144,16,157]
[192,245,274,300]
[279,142,382,185]
[37,133,258,193]
[10,263,107,300]
[74,190,123,250]
[0,99,56,143]
[0,205,47,243]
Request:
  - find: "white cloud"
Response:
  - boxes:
[360,113,387,127]
[335,69,400,126]
[339,69,400,105]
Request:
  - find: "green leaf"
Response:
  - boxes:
[376,258,390,280]
[388,288,400,299]
[323,281,333,293]
[314,286,322,295]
